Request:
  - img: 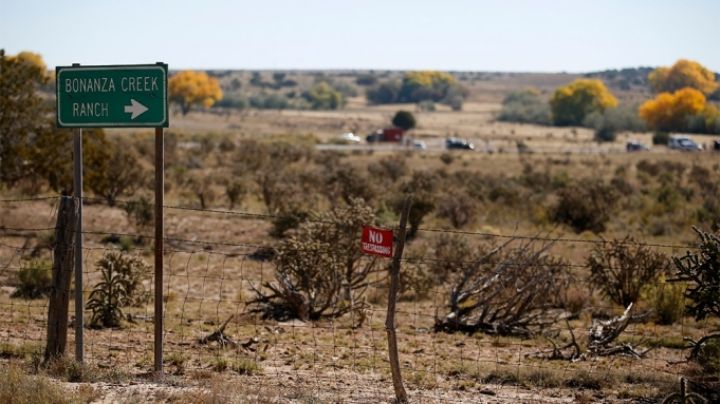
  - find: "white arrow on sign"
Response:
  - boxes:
[124,99,149,120]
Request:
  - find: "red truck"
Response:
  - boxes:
[366,127,405,143]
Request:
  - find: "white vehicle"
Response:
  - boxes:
[337,132,361,143]
[668,135,702,151]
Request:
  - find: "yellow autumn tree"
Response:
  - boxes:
[550,79,618,126]
[648,59,718,95]
[639,87,708,132]
[169,71,223,115]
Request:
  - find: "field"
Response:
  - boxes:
[2,70,720,403]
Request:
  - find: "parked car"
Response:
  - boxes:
[446,138,474,150]
[366,128,405,143]
[713,139,720,152]
[626,140,649,152]
[337,132,361,143]
[668,135,703,151]
[413,140,427,150]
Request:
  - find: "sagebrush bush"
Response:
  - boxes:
[12,260,52,299]
[123,197,153,231]
[497,90,552,125]
[587,237,669,307]
[436,192,476,228]
[552,179,617,233]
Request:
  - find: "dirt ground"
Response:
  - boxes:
[2,79,719,402]
[0,196,713,403]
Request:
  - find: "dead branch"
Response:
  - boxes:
[532,306,653,361]
[435,237,571,337]
[685,333,720,361]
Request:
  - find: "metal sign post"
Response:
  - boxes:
[72,126,83,363]
[154,126,164,375]
[56,63,168,373]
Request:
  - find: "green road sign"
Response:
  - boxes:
[56,64,168,128]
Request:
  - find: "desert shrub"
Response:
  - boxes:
[497,90,552,125]
[645,276,686,325]
[249,93,290,109]
[583,105,645,142]
[561,286,590,317]
[587,237,669,307]
[302,82,345,110]
[123,196,154,231]
[429,234,476,283]
[399,262,435,301]
[636,159,686,178]
[12,259,52,299]
[652,131,669,145]
[215,95,248,109]
[256,168,312,214]
[367,155,407,183]
[87,252,150,328]
[323,163,375,204]
[269,208,309,238]
[355,74,377,86]
[436,192,476,228]
[552,180,617,233]
[186,174,217,209]
[435,239,570,336]
[697,338,720,374]
[392,170,440,238]
[252,199,377,321]
[485,176,523,206]
[439,152,454,165]
[224,179,247,209]
[417,100,436,111]
[672,227,720,320]
[366,81,401,104]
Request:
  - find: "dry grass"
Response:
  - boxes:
[3,83,720,401]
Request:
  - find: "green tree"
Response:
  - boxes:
[302,82,344,110]
[0,49,50,184]
[28,128,112,195]
[87,138,145,205]
[550,79,618,126]
[392,110,416,131]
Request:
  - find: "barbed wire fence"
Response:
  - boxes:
[0,195,716,402]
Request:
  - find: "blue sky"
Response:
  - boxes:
[3,0,719,72]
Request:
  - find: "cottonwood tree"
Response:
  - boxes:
[639,87,709,132]
[169,70,223,115]
[550,79,617,126]
[649,59,718,95]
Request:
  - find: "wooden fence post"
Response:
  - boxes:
[386,195,412,403]
[44,196,78,363]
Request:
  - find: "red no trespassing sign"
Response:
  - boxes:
[361,226,393,258]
